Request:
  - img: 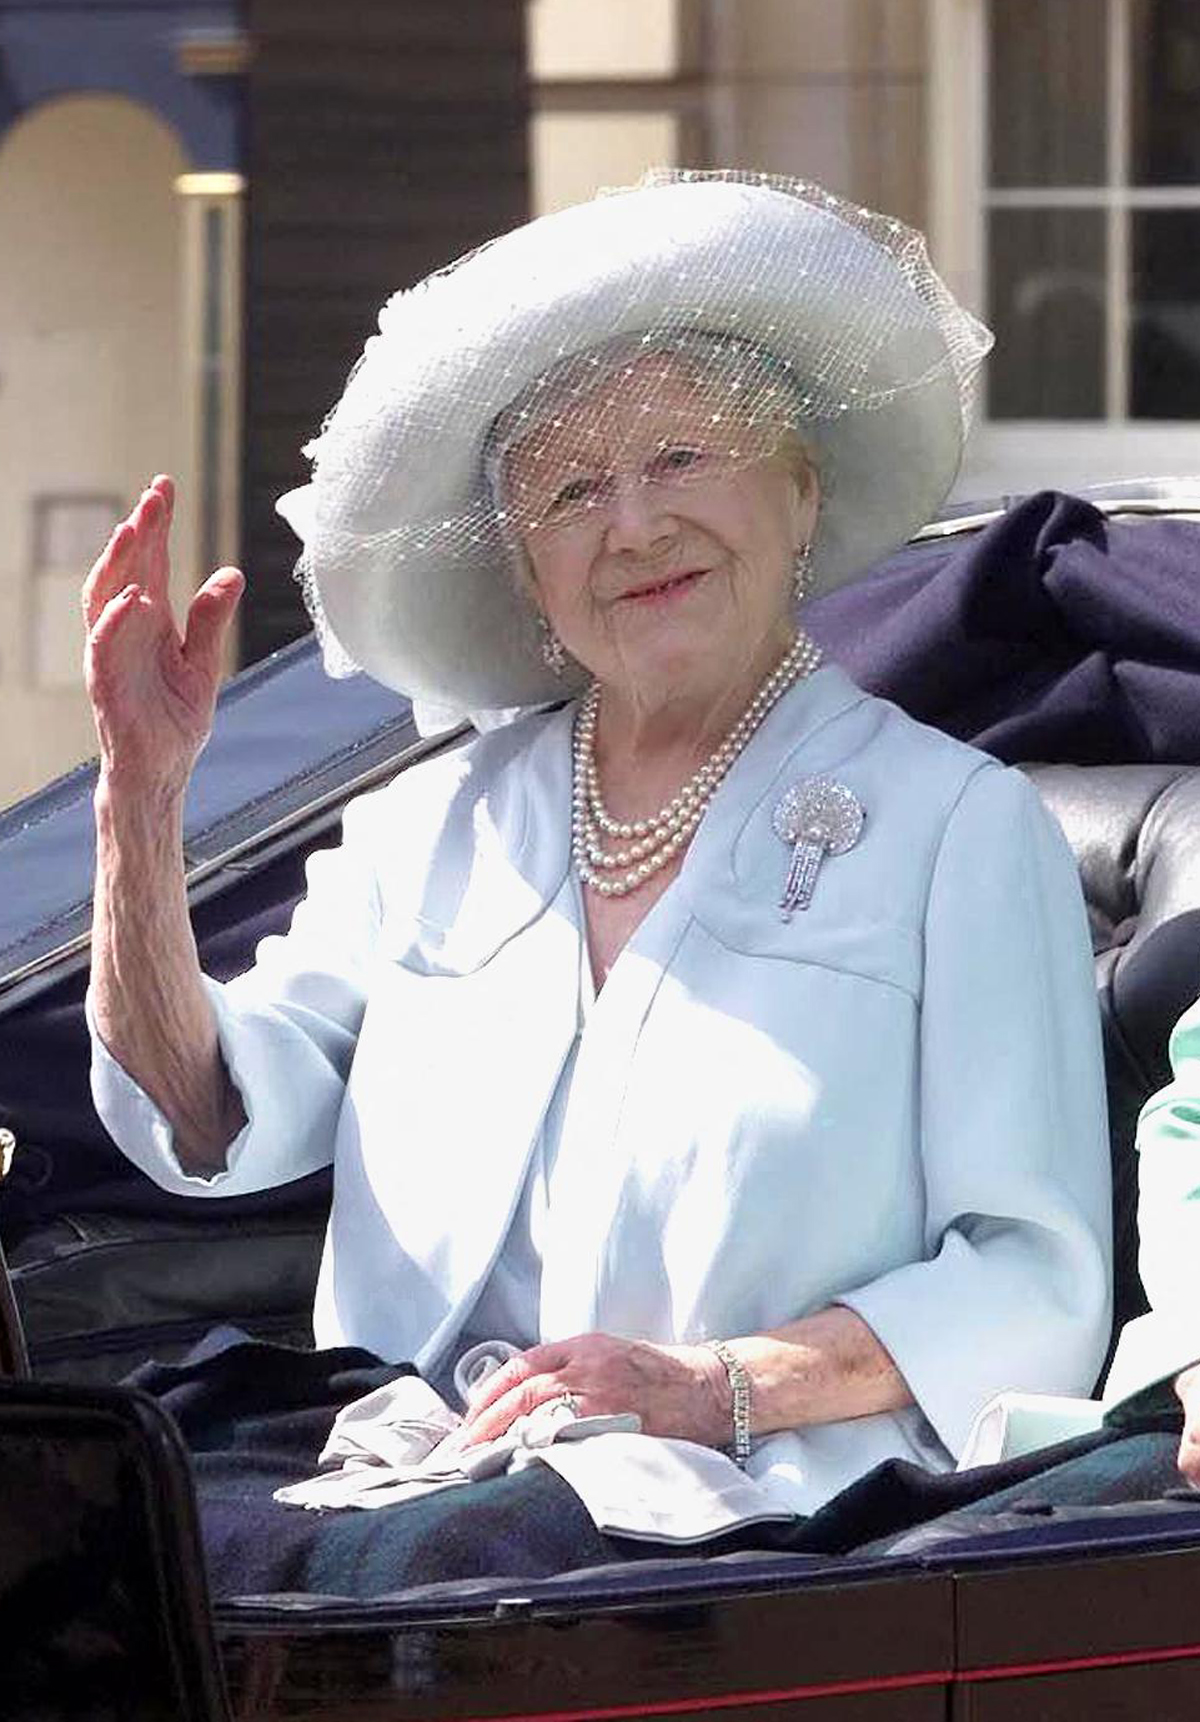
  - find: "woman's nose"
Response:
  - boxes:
[602,476,676,556]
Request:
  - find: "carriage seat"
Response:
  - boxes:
[1026,761,1200,1346]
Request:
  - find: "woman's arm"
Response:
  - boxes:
[84,478,245,1174]
[833,765,1112,1456]
[459,1308,909,1448]
[92,779,244,1174]
[86,482,391,1201]
[716,1307,911,1431]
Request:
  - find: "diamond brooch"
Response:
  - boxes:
[772,776,865,918]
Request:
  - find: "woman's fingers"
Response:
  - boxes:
[460,1351,535,1422]
[459,1371,573,1448]
[462,1342,565,1420]
[183,567,244,682]
[85,581,166,694]
[128,483,171,602]
[83,521,137,633]
[83,478,176,632]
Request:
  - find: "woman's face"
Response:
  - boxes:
[505,354,818,707]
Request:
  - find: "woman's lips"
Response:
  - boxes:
[617,568,709,605]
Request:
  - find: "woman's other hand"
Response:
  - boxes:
[83,475,244,796]
[457,1332,731,1449]
[1175,1363,1200,1486]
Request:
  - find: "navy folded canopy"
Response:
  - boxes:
[0,638,419,1003]
[806,490,1200,766]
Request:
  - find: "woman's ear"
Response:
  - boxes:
[507,541,541,607]
[783,435,821,547]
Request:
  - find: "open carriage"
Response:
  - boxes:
[5,481,1200,1721]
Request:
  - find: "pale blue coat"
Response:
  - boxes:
[90,666,1112,1516]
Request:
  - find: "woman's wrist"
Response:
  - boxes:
[704,1338,754,1465]
[680,1342,740,1448]
[95,765,188,824]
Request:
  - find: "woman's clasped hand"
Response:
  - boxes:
[458,1334,732,1447]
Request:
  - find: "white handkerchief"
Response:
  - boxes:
[274,1361,641,1512]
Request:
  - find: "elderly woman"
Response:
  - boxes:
[83,173,1111,1585]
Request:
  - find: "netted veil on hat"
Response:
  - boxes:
[276,169,992,715]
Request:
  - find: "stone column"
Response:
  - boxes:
[703,0,929,229]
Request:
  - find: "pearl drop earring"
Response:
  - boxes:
[539,614,567,675]
[793,541,813,601]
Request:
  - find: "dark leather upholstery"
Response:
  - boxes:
[0,1235,30,1378]
[1026,764,1200,1347]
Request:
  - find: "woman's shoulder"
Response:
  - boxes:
[848,683,1057,842]
[344,702,570,833]
[800,666,1008,803]
[848,680,999,775]
[334,703,573,941]
[758,667,1059,883]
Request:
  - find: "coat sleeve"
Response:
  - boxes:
[836,764,1113,1457]
[1103,997,1200,1402]
[88,784,394,1198]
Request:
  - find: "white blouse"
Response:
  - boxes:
[461,885,592,1360]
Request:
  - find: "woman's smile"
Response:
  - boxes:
[614,566,711,606]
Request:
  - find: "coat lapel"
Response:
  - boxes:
[364,704,583,1374]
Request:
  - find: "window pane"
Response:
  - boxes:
[1130,212,1200,416]
[1130,0,1200,185]
[988,210,1106,418]
[989,0,1108,187]
[33,571,86,690]
[531,112,678,216]
[529,0,678,79]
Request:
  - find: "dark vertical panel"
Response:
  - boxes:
[241,0,529,665]
[987,208,1106,419]
[1130,0,1200,186]
[1131,210,1200,417]
[987,0,1108,188]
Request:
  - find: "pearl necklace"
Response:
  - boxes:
[572,632,823,898]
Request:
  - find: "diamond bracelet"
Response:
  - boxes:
[705,1338,752,1468]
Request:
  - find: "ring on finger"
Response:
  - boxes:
[556,1390,581,1416]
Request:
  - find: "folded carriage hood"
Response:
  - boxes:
[0,636,457,1010]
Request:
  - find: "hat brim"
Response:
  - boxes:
[289,178,970,707]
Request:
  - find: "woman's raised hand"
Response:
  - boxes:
[83,476,244,797]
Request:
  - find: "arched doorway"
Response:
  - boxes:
[0,94,195,805]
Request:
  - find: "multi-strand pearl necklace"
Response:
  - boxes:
[572,631,823,898]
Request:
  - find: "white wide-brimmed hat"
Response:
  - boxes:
[277,170,992,715]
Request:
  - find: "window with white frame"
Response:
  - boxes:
[986,0,1200,423]
[931,0,1200,494]
[30,495,122,690]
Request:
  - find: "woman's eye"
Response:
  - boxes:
[652,446,705,476]
[550,475,601,510]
